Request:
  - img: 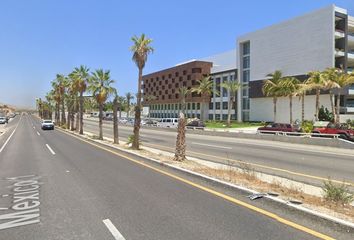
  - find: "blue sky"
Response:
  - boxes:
[1,0,353,108]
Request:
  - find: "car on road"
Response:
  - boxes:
[0,117,7,124]
[257,123,301,134]
[41,119,55,130]
[141,119,157,126]
[157,118,179,128]
[186,119,205,129]
[312,122,354,140]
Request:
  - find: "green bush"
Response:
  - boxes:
[127,135,141,147]
[322,179,353,205]
[346,119,354,129]
[301,120,313,133]
[318,106,334,122]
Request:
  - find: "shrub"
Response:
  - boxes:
[127,135,141,147]
[318,106,334,122]
[346,119,354,129]
[301,120,313,133]
[322,179,353,205]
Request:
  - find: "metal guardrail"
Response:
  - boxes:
[256,130,340,139]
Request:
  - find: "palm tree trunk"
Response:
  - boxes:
[336,93,341,123]
[133,68,143,149]
[174,112,186,161]
[329,90,335,120]
[200,102,205,121]
[75,100,79,131]
[71,111,75,131]
[55,103,59,125]
[273,97,277,122]
[99,103,104,140]
[289,95,293,124]
[227,97,232,127]
[113,97,119,144]
[315,89,320,121]
[79,92,84,135]
[61,98,66,125]
[66,107,70,130]
[301,93,305,123]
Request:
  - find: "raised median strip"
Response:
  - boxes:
[55,127,354,235]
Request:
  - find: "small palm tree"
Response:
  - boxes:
[330,70,354,122]
[307,71,326,121]
[220,81,241,127]
[130,33,154,149]
[262,70,283,122]
[88,69,116,140]
[56,74,68,125]
[72,65,90,134]
[174,87,190,162]
[112,93,119,144]
[125,92,134,118]
[294,81,311,123]
[322,68,337,118]
[192,75,213,121]
[281,77,300,124]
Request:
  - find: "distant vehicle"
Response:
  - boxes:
[141,119,157,126]
[90,112,99,118]
[0,117,6,124]
[41,120,54,130]
[157,118,179,128]
[312,122,354,140]
[119,118,128,124]
[257,123,301,134]
[186,119,205,129]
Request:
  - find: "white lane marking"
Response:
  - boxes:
[0,114,22,153]
[103,219,126,240]
[45,144,56,155]
[36,131,40,136]
[192,142,232,150]
[66,170,70,173]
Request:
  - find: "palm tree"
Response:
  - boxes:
[125,92,134,118]
[262,70,283,122]
[130,34,154,149]
[88,69,116,140]
[113,93,119,144]
[72,65,90,134]
[281,77,300,124]
[192,75,213,121]
[51,80,61,125]
[144,94,157,118]
[55,74,68,125]
[294,81,311,123]
[174,87,190,162]
[220,81,241,127]
[322,68,337,118]
[307,71,326,121]
[117,96,126,118]
[330,70,354,123]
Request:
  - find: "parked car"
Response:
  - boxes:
[186,119,205,129]
[157,118,179,128]
[119,118,128,124]
[141,119,157,126]
[257,123,301,134]
[0,117,6,124]
[41,120,54,130]
[312,122,354,140]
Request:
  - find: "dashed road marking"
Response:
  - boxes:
[192,142,232,149]
[45,144,55,155]
[36,131,40,136]
[103,219,126,240]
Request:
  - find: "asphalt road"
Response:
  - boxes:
[83,118,354,189]
[0,113,350,239]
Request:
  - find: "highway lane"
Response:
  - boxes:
[83,118,354,188]
[0,114,346,239]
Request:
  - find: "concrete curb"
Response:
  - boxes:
[59,128,354,230]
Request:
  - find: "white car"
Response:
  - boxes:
[0,117,6,124]
[156,118,179,128]
[41,120,54,130]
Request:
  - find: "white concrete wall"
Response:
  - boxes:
[237,5,335,80]
[250,95,332,122]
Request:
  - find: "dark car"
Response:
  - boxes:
[186,119,205,129]
[257,123,300,134]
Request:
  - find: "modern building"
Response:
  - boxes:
[237,4,354,122]
[143,4,354,122]
[142,61,212,119]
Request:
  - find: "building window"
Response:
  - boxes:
[187,75,191,80]
[197,103,200,110]
[243,42,250,55]
[242,87,249,97]
[168,74,172,78]
[209,102,214,110]
[192,103,195,110]
[175,93,179,99]
[175,72,179,77]
[187,103,190,110]
[215,102,220,110]
[216,78,221,95]
[242,98,250,110]
[242,70,250,83]
[183,70,187,75]
[208,114,213,120]
[242,111,250,121]
[215,114,221,120]
[243,56,250,69]
[222,102,228,109]
[192,68,201,73]
[222,114,228,120]
[175,83,179,88]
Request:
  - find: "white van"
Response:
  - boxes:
[157,118,179,128]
